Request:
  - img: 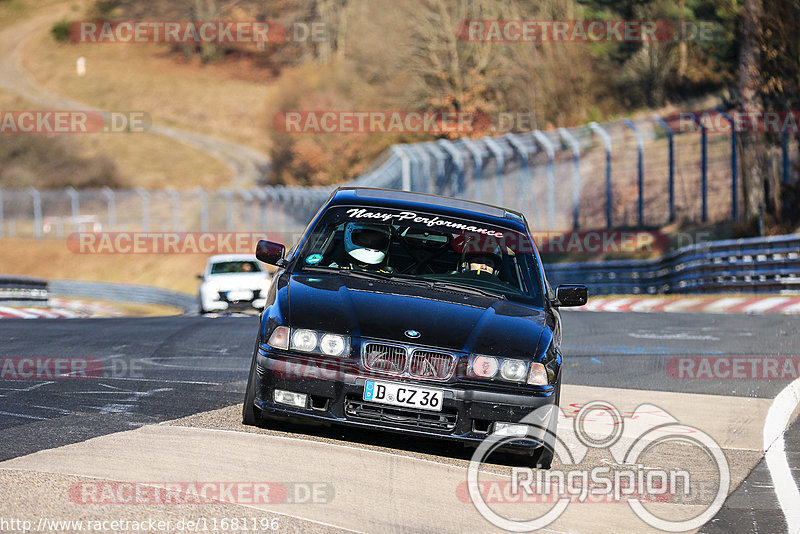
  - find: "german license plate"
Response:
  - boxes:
[227,290,253,301]
[363,380,443,412]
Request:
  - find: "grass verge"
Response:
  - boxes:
[0,237,206,294]
[23,24,273,156]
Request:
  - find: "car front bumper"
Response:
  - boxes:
[201,290,266,312]
[253,345,558,448]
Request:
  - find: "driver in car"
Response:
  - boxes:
[330,223,394,272]
[460,249,502,277]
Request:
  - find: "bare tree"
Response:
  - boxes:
[737,0,766,223]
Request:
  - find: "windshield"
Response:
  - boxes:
[295,206,544,306]
[210,261,262,274]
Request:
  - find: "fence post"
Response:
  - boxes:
[558,128,581,230]
[28,187,42,239]
[220,188,234,231]
[652,115,675,223]
[623,119,644,226]
[65,186,80,233]
[239,189,253,230]
[589,122,613,228]
[252,188,267,230]
[461,138,484,201]
[532,131,556,230]
[404,144,423,193]
[274,186,287,236]
[690,114,708,222]
[483,137,506,207]
[410,144,432,193]
[135,187,150,232]
[505,133,541,228]
[782,130,789,185]
[437,139,464,197]
[265,188,278,234]
[393,145,412,191]
[194,188,209,232]
[101,187,116,231]
[425,144,446,195]
[166,187,181,232]
[716,111,738,220]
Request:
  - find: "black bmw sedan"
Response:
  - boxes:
[243,187,587,468]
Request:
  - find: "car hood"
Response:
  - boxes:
[283,274,546,359]
[206,273,269,290]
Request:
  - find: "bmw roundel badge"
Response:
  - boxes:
[404,329,421,339]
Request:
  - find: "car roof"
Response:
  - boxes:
[328,187,527,230]
[207,254,258,263]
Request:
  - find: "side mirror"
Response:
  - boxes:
[256,239,287,267]
[554,284,588,307]
[196,274,204,280]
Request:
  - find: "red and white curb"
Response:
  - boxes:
[0,306,87,319]
[578,295,800,314]
[0,299,122,319]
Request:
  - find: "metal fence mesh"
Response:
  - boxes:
[2,115,796,244]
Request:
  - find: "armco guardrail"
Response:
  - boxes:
[544,234,800,295]
[0,276,49,306]
[49,280,196,313]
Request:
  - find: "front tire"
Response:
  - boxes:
[242,337,263,426]
[528,380,561,469]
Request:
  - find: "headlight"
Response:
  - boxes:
[470,355,499,378]
[204,281,218,294]
[500,359,527,382]
[291,329,318,352]
[528,363,548,385]
[268,327,350,357]
[469,355,539,384]
[320,333,347,357]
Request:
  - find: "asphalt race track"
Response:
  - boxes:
[1,311,799,533]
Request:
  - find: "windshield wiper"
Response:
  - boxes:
[301,266,505,299]
[429,281,507,300]
[302,266,402,283]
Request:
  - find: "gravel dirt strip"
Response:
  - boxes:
[0,386,768,533]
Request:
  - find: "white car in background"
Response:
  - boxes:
[198,254,272,314]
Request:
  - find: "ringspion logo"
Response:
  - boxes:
[467,401,729,531]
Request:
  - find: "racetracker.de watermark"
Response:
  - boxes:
[69,481,333,505]
[467,400,730,531]
[667,356,800,379]
[532,231,667,254]
[67,232,285,254]
[273,110,491,135]
[676,110,800,133]
[0,111,150,134]
[457,20,723,43]
[69,21,327,44]
[0,357,144,380]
